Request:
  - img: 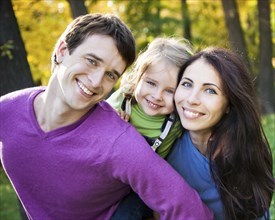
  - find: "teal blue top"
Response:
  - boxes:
[167,131,270,220]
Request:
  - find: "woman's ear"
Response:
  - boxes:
[55,40,68,64]
[225,106,230,114]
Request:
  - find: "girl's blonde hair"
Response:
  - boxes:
[120,37,193,95]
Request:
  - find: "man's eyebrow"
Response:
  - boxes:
[86,53,102,61]
[86,53,122,78]
[111,70,121,78]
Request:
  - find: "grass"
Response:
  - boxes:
[0,114,274,220]
[262,114,275,219]
[0,169,21,220]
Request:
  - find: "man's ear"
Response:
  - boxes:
[55,40,68,64]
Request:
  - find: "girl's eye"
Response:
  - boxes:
[166,89,175,94]
[206,88,217,94]
[146,81,156,86]
[181,81,192,88]
[106,72,116,80]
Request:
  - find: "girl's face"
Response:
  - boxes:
[134,59,179,116]
[175,58,229,136]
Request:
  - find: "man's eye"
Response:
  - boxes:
[87,58,96,65]
[106,72,116,80]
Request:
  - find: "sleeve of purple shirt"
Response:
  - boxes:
[110,125,214,220]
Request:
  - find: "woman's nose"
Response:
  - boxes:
[187,89,201,105]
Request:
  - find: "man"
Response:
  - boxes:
[0,13,213,219]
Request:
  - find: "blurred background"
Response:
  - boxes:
[0,0,274,219]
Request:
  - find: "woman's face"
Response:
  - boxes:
[175,58,229,136]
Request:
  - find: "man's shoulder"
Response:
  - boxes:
[98,100,117,111]
[94,100,143,138]
[94,100,127,126]
[97,100,123,119]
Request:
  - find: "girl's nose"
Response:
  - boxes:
[152,89,163,101]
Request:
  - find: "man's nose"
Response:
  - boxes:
[88,69,104,88]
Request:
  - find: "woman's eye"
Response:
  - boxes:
[181,81,192,88]
[206,88,217,94]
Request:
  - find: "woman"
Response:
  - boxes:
[167,47,274,220]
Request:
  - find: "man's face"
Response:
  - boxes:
[55,34,126,113]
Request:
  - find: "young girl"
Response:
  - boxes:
[107,37,193,219]
[107,37,193,158]
[167,47,274,220]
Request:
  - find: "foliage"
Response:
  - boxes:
[262,114,275,219]
[237,1,259,75]
[12,0,72,85]
[187,1,225,48]
[0,40,14,60]
[0,168,21,220]
[12,0,274,87]
[262,114,275,161]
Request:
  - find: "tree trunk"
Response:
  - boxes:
[181,0,191,41]
[155,0,162,35]
[67,0,88,18]
[221,0,251,72]
[0,0,34,96]
[257,0,274,114]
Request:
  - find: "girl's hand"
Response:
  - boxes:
[153,211,160,220]
[144,212,159,220]
[117,110,130,122]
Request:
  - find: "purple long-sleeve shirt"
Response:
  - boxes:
[0,87,213,220]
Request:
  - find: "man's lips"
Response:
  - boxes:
[77,80,94,96]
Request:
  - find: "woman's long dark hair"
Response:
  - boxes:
[177,48,274,220]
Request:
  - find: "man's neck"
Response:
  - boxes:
[33,90,88,132]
